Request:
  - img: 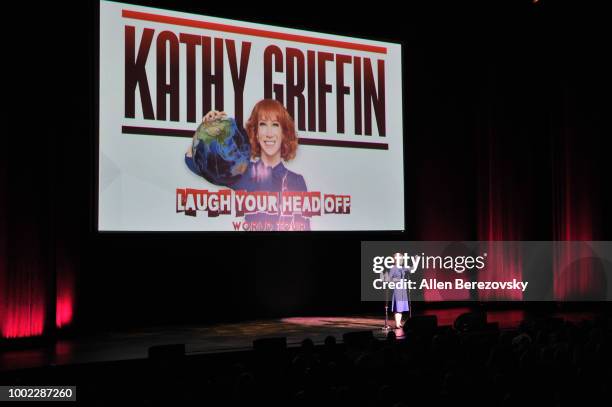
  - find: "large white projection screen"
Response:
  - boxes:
[98,1,404,231]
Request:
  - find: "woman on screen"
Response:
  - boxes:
[185,99,310,230]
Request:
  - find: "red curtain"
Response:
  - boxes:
[56,237,76,329]
[0,120,76,339]
[0,145,47,338]
[476,123,525,300]
[551,115,602,300]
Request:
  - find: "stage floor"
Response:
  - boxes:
[0,308,596,372]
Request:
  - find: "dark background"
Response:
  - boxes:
[3,0,611,335]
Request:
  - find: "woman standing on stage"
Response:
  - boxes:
[389,253,411,329]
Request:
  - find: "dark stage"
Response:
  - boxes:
[0,308,597,372]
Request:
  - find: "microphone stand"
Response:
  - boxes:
[407,269,413,320]
[382,270,391,331]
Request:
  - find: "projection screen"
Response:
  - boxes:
[98,0,404,231]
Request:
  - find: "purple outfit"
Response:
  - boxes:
[390,266,410,313]
[185,155,310,230]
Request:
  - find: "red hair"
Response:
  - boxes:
[245,99,298,161]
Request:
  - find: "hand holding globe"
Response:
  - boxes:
[185,110,228,157]
[187,111,251,187]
